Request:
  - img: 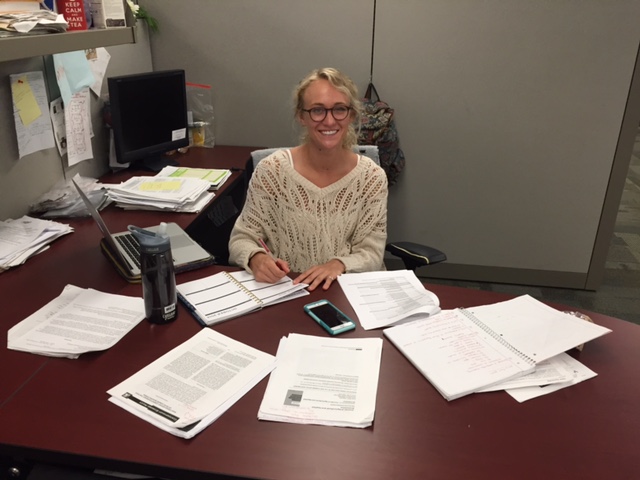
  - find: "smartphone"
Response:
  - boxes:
[303,299,356,335]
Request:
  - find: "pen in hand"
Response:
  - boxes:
[258,238,288,273]
[258,238,275,259]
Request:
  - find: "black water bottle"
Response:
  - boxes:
[129,223,177,324]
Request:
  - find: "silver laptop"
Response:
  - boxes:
[72,179,213,277]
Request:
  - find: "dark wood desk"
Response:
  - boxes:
[0,146,254,415]
[1,147,639,479]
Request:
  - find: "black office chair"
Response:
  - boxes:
[250,147,446,273]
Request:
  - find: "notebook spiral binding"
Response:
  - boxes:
[458,308,536,365]
[223,271,264,306]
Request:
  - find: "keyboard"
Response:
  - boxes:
[115,233,141,268]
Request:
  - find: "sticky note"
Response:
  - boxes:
[11,76,42,126]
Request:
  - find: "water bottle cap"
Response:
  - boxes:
[128,223,171,254]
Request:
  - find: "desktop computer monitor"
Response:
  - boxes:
[107,69,189,171]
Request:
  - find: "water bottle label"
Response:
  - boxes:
[163,303,177,321]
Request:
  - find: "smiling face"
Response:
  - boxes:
[299,79,354,152]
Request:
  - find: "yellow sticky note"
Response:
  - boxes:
[139,180,182,192]
[11,76,42,126]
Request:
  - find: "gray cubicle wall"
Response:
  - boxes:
[147,1,640,289]
[0,28,154,221]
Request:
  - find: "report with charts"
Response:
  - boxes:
[337,270,440,330]
[177,270,309,326]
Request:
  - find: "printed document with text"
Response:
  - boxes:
[108,328,276,438]
[258,333,383,428]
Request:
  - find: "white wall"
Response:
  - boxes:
[375,1,640,275]
[144,0,372,149]
[144,0,640,288]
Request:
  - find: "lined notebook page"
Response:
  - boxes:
[384,309,536,401]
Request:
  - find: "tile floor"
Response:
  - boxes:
[421,128,640,326]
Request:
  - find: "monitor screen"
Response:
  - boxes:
[107,69,189,171]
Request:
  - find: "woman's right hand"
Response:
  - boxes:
[249,253,290,283]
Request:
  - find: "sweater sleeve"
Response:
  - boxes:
[334,162,388,273]
[227,158,276,271]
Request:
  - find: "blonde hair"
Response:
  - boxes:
[293,67,362,149]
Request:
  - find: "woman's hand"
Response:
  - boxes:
[294,259,345,291]
[249,253,290,283]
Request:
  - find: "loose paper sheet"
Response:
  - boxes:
[337,270,440,330]
[505,353,597,402]
[8,285,144,357]
[53,50,95,106]
[476,352,576,392]
[87,47,111,96]
[108,328,276,438]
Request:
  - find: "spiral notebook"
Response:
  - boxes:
[177,270,309,326]
[383,309,537,401]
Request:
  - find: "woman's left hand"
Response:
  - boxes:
[293,259,346,291]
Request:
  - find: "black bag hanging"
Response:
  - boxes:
[358,83,406,187]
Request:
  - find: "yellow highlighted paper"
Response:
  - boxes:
[11,76,42,126]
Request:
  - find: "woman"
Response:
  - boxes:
[228,67,388,291]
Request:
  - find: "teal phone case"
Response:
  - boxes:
[304,300,356,335]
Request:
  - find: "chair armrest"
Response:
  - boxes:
[385,241,447,271]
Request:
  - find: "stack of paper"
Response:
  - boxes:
[105,176,214,213]
[384,295,611,402]
[476,352,597,403]
[258,334,383,428]
[156,166,232,191]
[29,175,107,218]
[337,270,440,330]
[108,328,276,438]
[0,1,43,13]
[383,309,537,401]
[0,215,73,272]
[8,285,145,359]
[465,295,609,402]
[0,9,68,37]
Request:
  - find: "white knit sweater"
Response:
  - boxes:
[228,149,388,273]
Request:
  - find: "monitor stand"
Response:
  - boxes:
[131,154,180,173]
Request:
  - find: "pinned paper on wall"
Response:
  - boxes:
[11,75,42,126]
[87,47,111,96]
[49,97,67,157]
[65,88,94,166]
[9,71,55,159]
[52,51,96,106]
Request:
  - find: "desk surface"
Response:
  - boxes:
[1,147,639,480]
[0,146,255,406]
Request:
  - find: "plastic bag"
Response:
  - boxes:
[186,82,215,148]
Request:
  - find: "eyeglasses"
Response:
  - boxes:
[301,105,352,122]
